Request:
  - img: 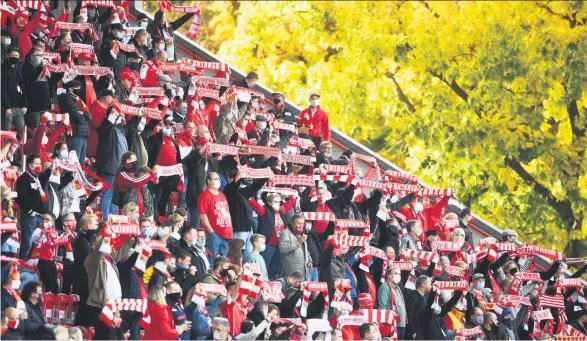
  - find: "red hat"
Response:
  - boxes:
[357,293,374,308]
[119,72,134,82]
[195,137,208,146]
[77,52,93,61]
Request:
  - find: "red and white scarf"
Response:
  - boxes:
[300,281,329,319]
[157,0,201,38]
[401,248,441,275]
[26,169,47,202]
[160,59,230,73]
[269,175,315,187]
[99,298,147,327]
[155,164,185,191]
[239,271,263,299]
[302,212,335,221]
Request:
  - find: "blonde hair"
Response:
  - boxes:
[449,229,465,244]
[122,202,139,217]
[185,285,197,305]
[267,193,281,204]
[168,213,184,226]
[79,214,97,230]
[454,261,468,270]
[148,285,167,305]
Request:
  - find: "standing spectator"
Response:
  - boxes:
[95,108,129,220]
[147,8,195,61]
[249,192,296,279]
[58,80,92,163]
[15,155,47,260]
[70,15,93,45]
[377,267,407,339]
[139,51,168,87]
[22,48,53,131]
[399,194,450,240]
[212,317,231,341]
[113,151,157,211]
[72,214,98,327]
[233,71,259,89]
[166,281,192,340]
[87,89,115,158]
[458,207,475,247]
[72,3,113,47]
[244,234,268,281]
[1,48,27,141]
[130,29,154,62]
[1,29,13,63]
[314,141,350,167]
[278,214,312,279]
[198,172,233,260]
[400,220,422,251]
[358,323,379,341]
[226,239,245,268]
[171,251,198,302]
[98,23,128,79]
[143,285,188,340]
[405,275,432,339]
[268,92,287,118]
[73,53,99,109]
[297,93,330,147]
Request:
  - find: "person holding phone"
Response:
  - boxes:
[278,214,313,280]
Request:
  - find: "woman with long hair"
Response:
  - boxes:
[143,285,189,340]
[226,238,246,268]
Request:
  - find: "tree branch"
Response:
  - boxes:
[535,2,586,28]
[385,71,415,113]
[419,1,440,18]
[428,70,469,103]
[568,99,585,139]
[504,157,575,222]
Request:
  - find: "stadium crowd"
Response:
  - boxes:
[1,0,587,340]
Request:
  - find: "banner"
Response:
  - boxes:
[431,241,462,252]
[270,175,315,187]
[194,75,230,87]
[135,87,165,97]
[238,167,273,179]
[261,281,285,303]
[196,88,219,101]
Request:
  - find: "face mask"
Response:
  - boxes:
[178,108,187,115]
[252,102,260,110]
[87,10,96,18]
[296,227,304,234]
[139,21,148,28]
[220,269,230,277]
[271,203,280,211]
[128,62,140,70]
[413,202,424,213]
[157,229,168,240]
[176,263,188,271]
[212,179,221,189]
[137,123,145,132]
[310,99,319,107]
[31,57,42,67]
[474,316,483,326]
[509,268,518,276]
[7,319,19,329]
[158,43,165,51]
[4,38,11,46]
[162,127,172,136]
[38,31,46,38]
[530,289,539,297]
[114,31,124,40]
[141,227,151,239]
[391,274,401,284]
[258,244,266,252]
[59,150,69,159]
[8,56,18,65]
[213,332,222,340]
[273,98,282,106]
[476,282,484,290]
[258,122,267,130]
[323,152,332,158]
[31,165,42,174]
[167,292,181,303]
[195,240,205,250]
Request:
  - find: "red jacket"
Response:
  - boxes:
[23,122,66,164]
[139,59,163,87]
[142,302,180,340]
[30,226,71,261]
[399,196,450,240]
[88,100,108,157]
[297,106,330,141]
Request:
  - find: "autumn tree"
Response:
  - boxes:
[151,1,587,255]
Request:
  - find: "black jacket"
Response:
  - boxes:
[22,61,52,113]
[130,37,155,62]
[15,171,48,215]
[405,289,428,339]
[1,61,27,111]
[71,30,93,45]
[172,267,198,302]
[23,301,55,340]
[184,151,218,207]
[459,221,475,247]
[95,119,129,176]
[419,290,463,340]
[98,37,127,78]
[223,180,263,233]
[146,133,181,168]
[72,231,93,298]
[57,93,92,138]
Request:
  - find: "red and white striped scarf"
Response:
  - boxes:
[300,281,329,319]
[384,170,418,184]
[269,175,315,187]
[366,309,399,341]
[401,248,441,275]
[455,326,483,339]
[160,59,230,73]
[99,298,147,327]
[237,167,273,180]
[155,164,185,191]
[0,218,17,233]
[239,271,263,299]
[157,0,201,39]
[524,242,565,262]
[302,211,335,221]
[26,169,47,202]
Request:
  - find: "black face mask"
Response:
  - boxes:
[167,292,181,303]
[509,268,518,276]
[122,161,138,174]
[165,88,173,98]
[128,62,140,71]
[8,56,19,65]
[85,229,97,239]
[71,88,81,96]
[273,98,281,105]
[502,319,514,328]
[220,269,230,277]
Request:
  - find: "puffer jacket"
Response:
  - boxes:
[278,228,312,278]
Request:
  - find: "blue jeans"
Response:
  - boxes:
[308,266,319,282]
[189,206,200,228]
[177,175,188,209]
[99,173,118,221]
[206,232,229,263]
[18,269,39,290]
[397,326,405,340]
[18,214,42,260]
[67,136,87,164]
[262,245,283,279]
[233,231,253,260]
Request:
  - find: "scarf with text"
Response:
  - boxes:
[157,0,201,39]
[300,281,329,319]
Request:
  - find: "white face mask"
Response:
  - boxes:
[158,43,165,51]
[139,21,148,28]
[212,179,221,189]
[59,150,69,159]
[258,244,266,252]
[271,203,280,211]
[323,152,331,158]
[310,99,319,107]
[391,274,401,284]
[390,195,399,203]
[4,38,11,46]
[162,127,172,136]
[413,202,424,213]
[213,332,222,340]
[258,122,267,130]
